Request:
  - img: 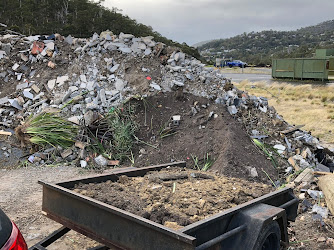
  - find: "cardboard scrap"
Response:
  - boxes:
[108,160,120,166]
[288,157,300,171]
[75,141,86,150]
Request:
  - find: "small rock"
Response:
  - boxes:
[115,79,126,91]
[84,110,96,126]
[68,116,81,125]
[31,84,40,94]
[227,105,238,115]
[317,237,326,242]
[47,79,56,90]
[274,144,286,154]
[61,149,73,159]
[109,64,120,73]
[94,155,108,166]
[23,89,34,100]
[80,160,88,168]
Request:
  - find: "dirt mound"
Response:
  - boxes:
[73,167,273,229]
[131,92,278,182]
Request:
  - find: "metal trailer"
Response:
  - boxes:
[31,162,298,250]
[272,49,334,81]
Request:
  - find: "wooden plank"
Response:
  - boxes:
[294,167,313,183]
[318,175,334,215]
[0,130,12,136]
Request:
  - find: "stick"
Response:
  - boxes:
[133,135,158,149]
[314,171,333,175]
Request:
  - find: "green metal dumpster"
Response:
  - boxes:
[272,49,334,81]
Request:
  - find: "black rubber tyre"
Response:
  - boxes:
[253,221,281,250]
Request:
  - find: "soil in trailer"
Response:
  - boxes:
[73,167,273,230]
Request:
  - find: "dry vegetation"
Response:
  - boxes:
[220,67,271,75]
[235,80,334,144]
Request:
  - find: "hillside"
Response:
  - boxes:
[199,20,334,65]
[0,0,200,59]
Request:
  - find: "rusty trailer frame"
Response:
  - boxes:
[36,162,298,250]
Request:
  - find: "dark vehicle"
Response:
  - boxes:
[227,60,248,68]
[0,208,27,250]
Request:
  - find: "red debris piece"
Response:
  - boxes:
[31,41,45,55]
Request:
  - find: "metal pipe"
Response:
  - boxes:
[279,199,297,209]
[195,224,247,250]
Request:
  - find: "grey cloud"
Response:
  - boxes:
[103,0,334,45]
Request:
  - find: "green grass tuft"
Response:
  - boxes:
[25,112,78,148]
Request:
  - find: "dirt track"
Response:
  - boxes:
[0,166,102,249]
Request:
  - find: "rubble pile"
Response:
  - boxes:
[0,29,333,182]
[0,28,334,247]
[0,30,230,166]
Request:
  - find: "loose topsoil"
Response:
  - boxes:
[131,92,278,182]
[73,167,273,230]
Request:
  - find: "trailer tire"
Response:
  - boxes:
[253,221,281,250]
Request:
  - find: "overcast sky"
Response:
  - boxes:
[102,0,334,46]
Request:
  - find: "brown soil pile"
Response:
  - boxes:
[73,167,273,229]
[131,92,278,182]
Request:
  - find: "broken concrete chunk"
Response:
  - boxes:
[68,116,81,125]
[144,48,152,55]
[172,80,184,87]
[315,163,330,172]
[31,84,40,94]
[115,79,126,91]
[47,79,56,90]
[292,155,311,169]
[80,160,88,168]
[274,144,286,154]
[12,63,20,71]
[84,110,96,126]
[119,33,134,40]
[301,148,312,159]
[227,105,238,115]
[312,204,328,219]
[8,99,23,110]
[99,89,107,106]
[80,75,87,82]
[23,89,34,100]
[150,83,161,91]
[46,42,55,50]
[86,102,99,110]
[86,81,95,91]
[0,97,9,105]
[20,53,29,62]
[64,35,73,45]
[119,47,132,53]
[109,64,120,73]
[94,155,108,166]
[56,75,69,86]
[0,51,6,60]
